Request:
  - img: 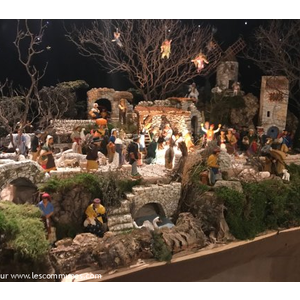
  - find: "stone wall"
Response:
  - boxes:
[51,119,95,135]
[150,113,189,133]
[0,161,45,191]
[135,104,202,134]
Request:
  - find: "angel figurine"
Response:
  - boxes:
[191,53,209,72]
[161,39,172,59]
[112,29,123,47]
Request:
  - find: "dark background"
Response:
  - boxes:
[0,19,267,97]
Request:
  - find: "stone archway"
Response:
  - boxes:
[87,88,133,123]
[135,202,166,218]
[133,202,167,226]
[8,177,38,204]
[0,161,45,192]
[95,98,112,119]
[96,99,112,113]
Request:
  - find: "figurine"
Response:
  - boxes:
[282,169,290,181]
[201,123,222,143]
[191,53,209,72]
[89,103,101,119]
[112,28,123,47]
[161,39,172,59]
[187,82,199,101]
[232,81,241,96]
[118,98,127,125]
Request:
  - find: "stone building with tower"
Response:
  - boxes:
[259,76,289,138]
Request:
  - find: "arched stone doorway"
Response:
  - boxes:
[133,202,166,226]
[5,177,39,205]
[96,99,112,113]
[95,98,112,119]
[87,88,133,123]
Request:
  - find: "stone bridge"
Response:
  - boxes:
[0,161,45,192]
[108,182,182,232]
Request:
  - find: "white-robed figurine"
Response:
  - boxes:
[187,83,199,102]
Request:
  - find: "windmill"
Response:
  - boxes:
[200,37,246,77]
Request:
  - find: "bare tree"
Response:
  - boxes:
[0,20,76,136]
[0,80,25,146]
[66,19,216,100]
[38,86,73,129]
[14,19,48,126]
[247,20,300,145]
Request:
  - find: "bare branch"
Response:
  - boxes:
[66,20,216,100]
[246,20,300,113]
[14,19,48,124]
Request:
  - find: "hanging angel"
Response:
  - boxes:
[161,39,172,59]
[191,53,209,73]
[112,28,123,47]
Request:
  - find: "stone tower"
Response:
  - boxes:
[259,76,289,138]
[216,60,239,90]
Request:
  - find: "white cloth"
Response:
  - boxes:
[156,147,167,165]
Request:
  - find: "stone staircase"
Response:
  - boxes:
[107,200,133,232]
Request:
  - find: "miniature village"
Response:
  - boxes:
[1,19,300,282]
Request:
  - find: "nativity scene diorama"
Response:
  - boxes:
[1,19,299,282]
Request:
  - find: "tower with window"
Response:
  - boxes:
[259,76,289,138]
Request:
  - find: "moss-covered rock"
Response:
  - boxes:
[0,201,49,260]
[0,202,54,281]
[56,80,89,90]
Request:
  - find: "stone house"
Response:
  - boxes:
[134,97,203,135]
[87,87,133,123]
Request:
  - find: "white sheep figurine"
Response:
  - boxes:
[282,169,290,181]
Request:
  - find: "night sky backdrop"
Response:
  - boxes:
[0,19,267,97]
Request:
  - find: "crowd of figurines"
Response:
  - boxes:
[0,75,293,183]
[0,102,293,179]
[0,92,295,241]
